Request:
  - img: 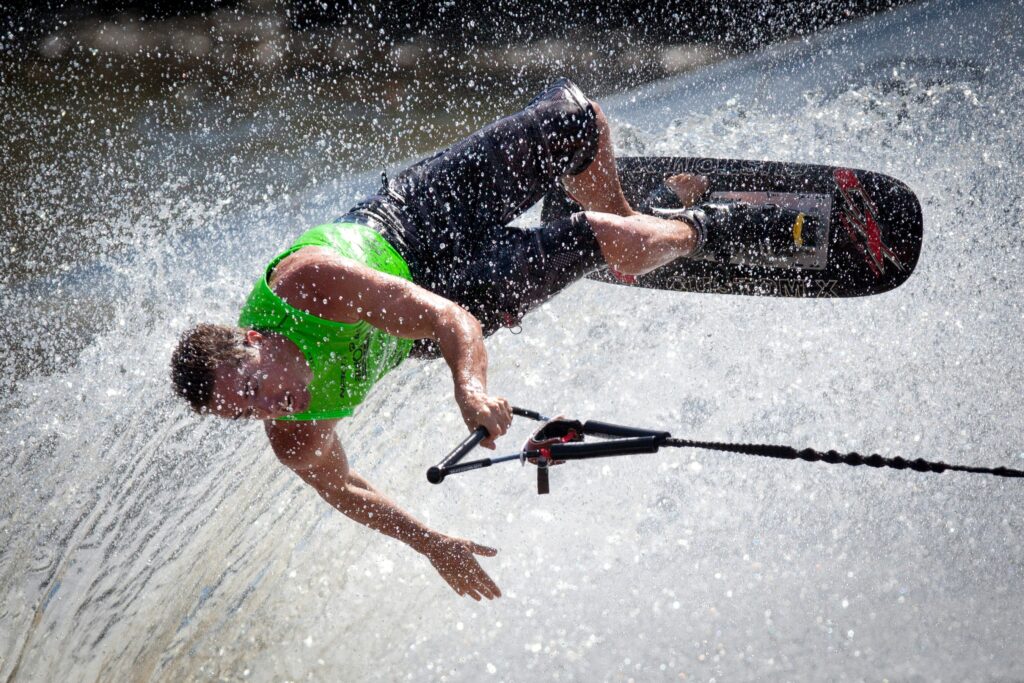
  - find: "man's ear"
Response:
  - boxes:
[244,329,263,347]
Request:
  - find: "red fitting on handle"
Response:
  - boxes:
[609,269,637,285]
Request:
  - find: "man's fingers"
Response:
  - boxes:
[470,574,499,601]
[478,417,505,449]
[467,549,502,599]
[488,416,507,438]
[433,541,501,600]
[479,573,501,599]
[461,395,513,448]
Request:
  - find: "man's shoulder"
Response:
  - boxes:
[269,247,369,322]
[264,417,338,459]
[270,245,340,287]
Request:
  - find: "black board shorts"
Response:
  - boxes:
[339,78,606,357]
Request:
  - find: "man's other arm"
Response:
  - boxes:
[265,419,501,600]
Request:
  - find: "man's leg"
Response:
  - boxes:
[452,87,705,332]
[560,102,633,216]
[579,211,700,276]
[559,100,703,275]
[393,80,697,341]
[371,77,608,303]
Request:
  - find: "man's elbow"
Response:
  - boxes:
[435,301,481,340]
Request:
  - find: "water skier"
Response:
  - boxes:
[171,78,795,599]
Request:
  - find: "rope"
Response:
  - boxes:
[662,438,1024,479]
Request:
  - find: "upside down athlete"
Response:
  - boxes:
[172,78,805,600]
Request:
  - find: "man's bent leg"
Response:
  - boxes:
[433,207,697,348]
[561,101,634,216]
[467,207,699,326]
[554,99,700,271]
[387,78,601,249]
[447,91,702,328]
[583,211,699,276]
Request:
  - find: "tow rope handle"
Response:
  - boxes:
[426,406,546,485]
[426,405,1024,494]
[426,407,668,493]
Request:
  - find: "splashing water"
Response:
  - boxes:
[2,0,1023,680]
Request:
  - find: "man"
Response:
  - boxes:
[171,78,795,600]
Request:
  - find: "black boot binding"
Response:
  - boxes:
[641,182,820,264]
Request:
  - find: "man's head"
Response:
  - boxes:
[171,324,311,420]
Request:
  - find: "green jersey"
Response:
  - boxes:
[238,222,414,421]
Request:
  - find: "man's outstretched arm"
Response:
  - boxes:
[265,418,501,600]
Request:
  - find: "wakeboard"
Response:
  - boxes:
[540,157,922,297]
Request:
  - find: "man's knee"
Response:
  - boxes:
[565,99,609,175]
[543,212,604,259]
[530,79,600,176]
[589,99,607,130]
[582,211,649,275]
[581,210,626,236]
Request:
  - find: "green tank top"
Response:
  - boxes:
[238,222,414,421]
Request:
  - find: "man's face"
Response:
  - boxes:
[208,331,312,420]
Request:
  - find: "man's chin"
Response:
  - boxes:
[291,391,312,414]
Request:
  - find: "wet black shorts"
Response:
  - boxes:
[338,78,606,357]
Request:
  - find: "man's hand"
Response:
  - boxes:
[268,421,503,601]
[422,534,501,600]
[455,386,512,449]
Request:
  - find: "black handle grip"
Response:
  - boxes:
[512,406,547,422]
[582,420,671,441]
[427,426,489,484]
[426,406,547,485]
[548,436,662,459]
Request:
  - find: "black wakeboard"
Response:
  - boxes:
[540,157,922,297]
